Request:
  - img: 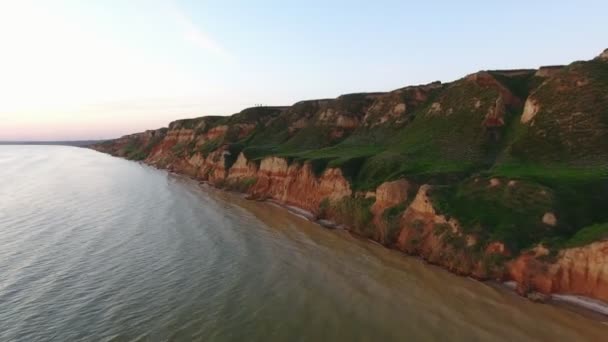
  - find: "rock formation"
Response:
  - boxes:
[91,48,608,304]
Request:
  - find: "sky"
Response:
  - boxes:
[0,0,606,141]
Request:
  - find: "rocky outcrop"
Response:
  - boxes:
[508,242,608,302]
[393,185,492,278]
[483,96,506,128]
[93,120,608,304]
[542,212,557,226]
[369,179,412,242]
[165,128,195,143]
[363,82,441,126]
[90,49,608,306]
[250,157,351,213]
[465,71,522,108]
[521,97,540,124]
[226,153,258,181]
[596,48,608,61]
[535,66,564,78]
[198,149,229,184]
[205,125,228,140]
[370,179,411,215]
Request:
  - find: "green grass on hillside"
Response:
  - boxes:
[490,163,608,232]
[382,202,408,245]
[102,58,608,253]
[504,59,608,164]
[332,197,375,238]
[565,223,608,248]
[430,178,556,253]
[122,134,165,161]
[240,76,517,190]
[491,163,608,183]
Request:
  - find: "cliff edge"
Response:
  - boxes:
[92,49,608,304]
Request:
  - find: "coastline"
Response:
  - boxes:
[88,51,608,317]
[163,163,608,320]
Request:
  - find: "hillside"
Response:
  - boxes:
[92,49,608,302]
[0,140,103,147]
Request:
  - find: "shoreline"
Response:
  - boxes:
[177,169,608,320]
[89,50,608,323]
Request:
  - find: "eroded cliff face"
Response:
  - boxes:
[94,128,167,159]
[392,185,608,300]
[509,242,608,302]
[465,71,522,109]
[93,129,608,303]
[393,185,492,278]
[131,129,608,302]
[521,97,541,124]
[147,142,354,215]
[91,49,608,304]
[362,82,442,126]
[226,153,258,181]
[368,179,411,242]
[123,128,608,300]
[248,157,352,213]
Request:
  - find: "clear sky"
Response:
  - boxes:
[0,0,606,141]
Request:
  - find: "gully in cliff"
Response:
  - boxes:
[91,48,608,314]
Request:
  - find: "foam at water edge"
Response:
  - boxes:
[552,295,608,316]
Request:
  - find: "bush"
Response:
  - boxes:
[318,197,330,218]
[227,177,257,193]
[382,203,407,244]
[171,142,188,157]
[482,253,508,275]
[332,197,375,238]
[198,139,222,157]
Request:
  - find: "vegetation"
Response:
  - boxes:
[565,223,608,248]
[318,197,330,218]
[430,178,556,253]
[121,133,165,161]
[170,142,189,157]
[226,177,257,192]
[382,202,408,245]
[332,197,375,238]
[198,139,222,157]
[95,53,608,253]
[503,60,608,165]
[481,253,509,275]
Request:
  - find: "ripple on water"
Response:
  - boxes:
[0,146,607,341]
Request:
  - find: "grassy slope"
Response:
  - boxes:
[97,55,608,252]
[432,59,608,253]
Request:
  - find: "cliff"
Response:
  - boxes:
[92,49,608,304]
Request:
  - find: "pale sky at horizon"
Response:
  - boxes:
[0,0,606,141]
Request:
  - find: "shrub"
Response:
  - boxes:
[227,177,257,193]
[482,253,508,275]
[171,142,188,157]
[332,197,375,238]
[433,223,450,235]
[198,139,222,157]
[318,197,330,218]
[382,202,408,244]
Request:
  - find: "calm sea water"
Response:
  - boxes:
[0,145,606,341]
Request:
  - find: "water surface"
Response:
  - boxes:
[0,145,606,341]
